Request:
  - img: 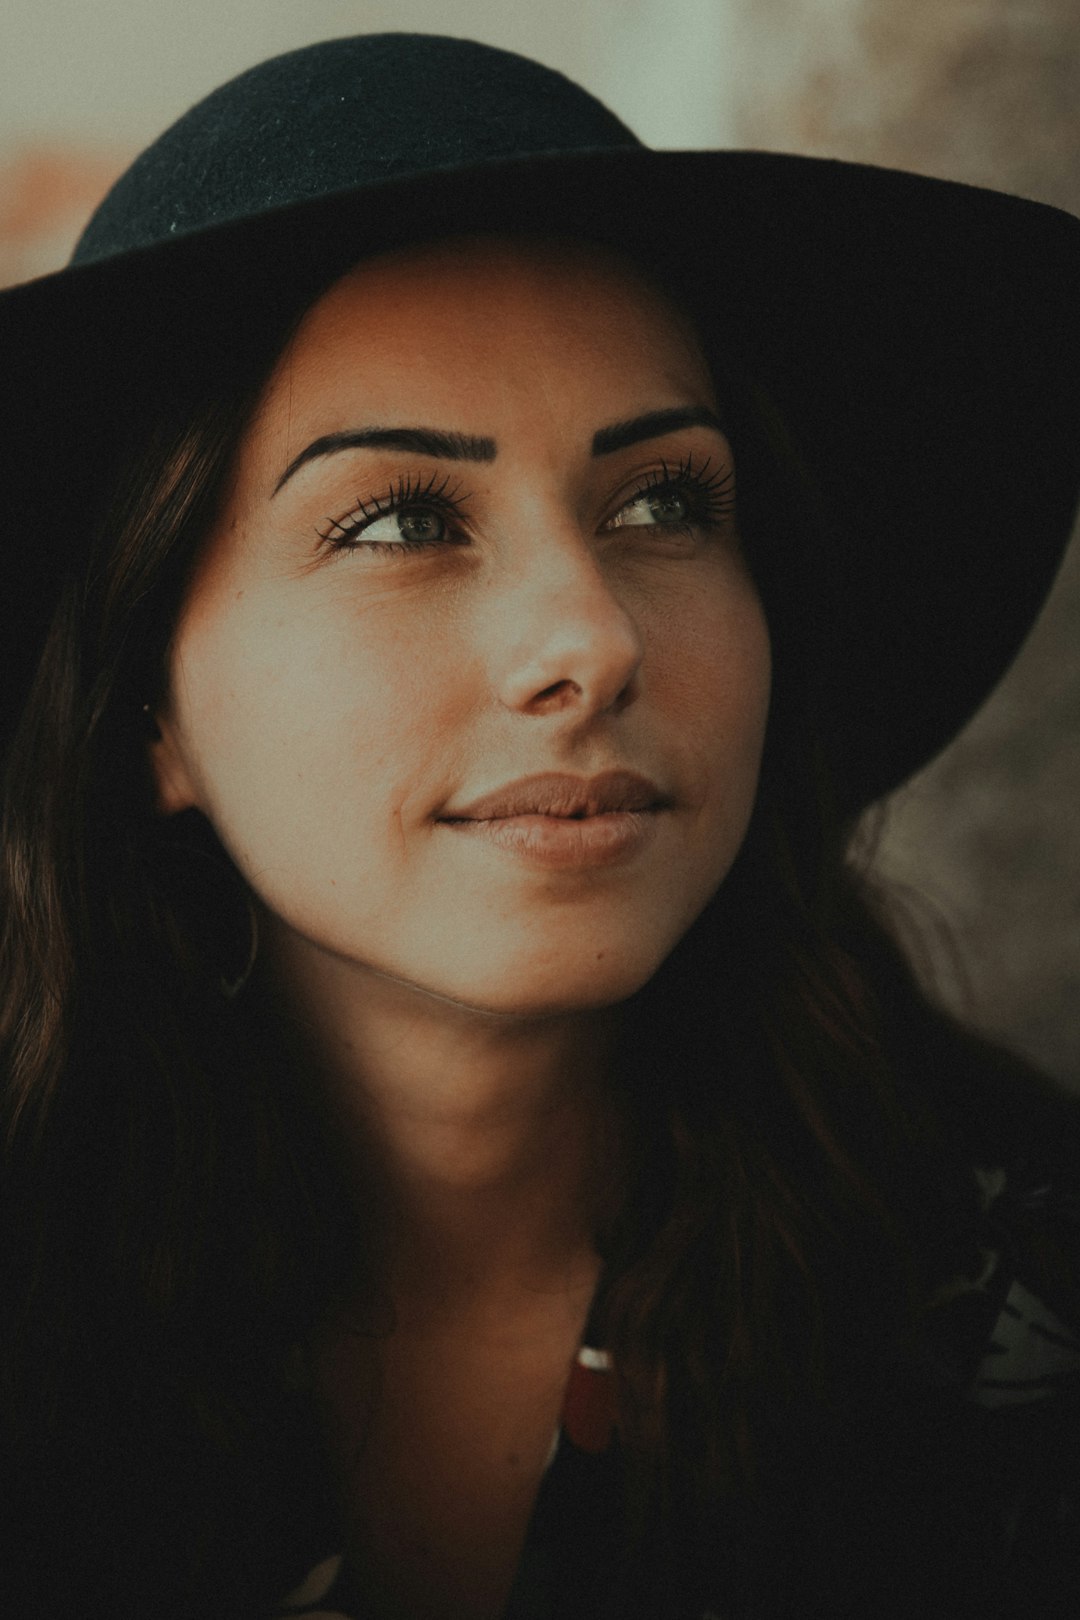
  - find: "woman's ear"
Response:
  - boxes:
[146,708,200,816]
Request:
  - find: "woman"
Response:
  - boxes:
[1,32,1078,1620]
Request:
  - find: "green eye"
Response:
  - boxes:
[394,507,447,543]
[609,488,690,528]
[604,456,736,537]
[318,472,464,556]
[638,489,690,525]
[330,502,451,551]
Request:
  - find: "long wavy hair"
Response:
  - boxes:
[3,234,1078,1619]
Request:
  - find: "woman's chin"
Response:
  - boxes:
[258,918,665,1025]
[415,945,669,1021]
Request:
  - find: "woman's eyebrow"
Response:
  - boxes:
[591,405,725,455]
[273,426,497,493]
[272,405,726,495]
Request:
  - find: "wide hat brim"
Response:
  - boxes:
[2,33,1078,817]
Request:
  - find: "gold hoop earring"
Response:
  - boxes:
[221,893,259,1000]
[151,828,260,1001]
[141,700,163,741]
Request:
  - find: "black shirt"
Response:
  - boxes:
[272,1165,1080,1619]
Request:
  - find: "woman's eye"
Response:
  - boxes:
[604,460,736,536]
[358,505,449,546]
[612,488,691,528]
[318,472,466,555]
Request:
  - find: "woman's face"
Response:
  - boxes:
[152,234,771,1019]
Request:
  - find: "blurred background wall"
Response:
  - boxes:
[3,0,1078,1086]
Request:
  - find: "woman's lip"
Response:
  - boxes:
[441,769,665,820]
[438,808,662,869]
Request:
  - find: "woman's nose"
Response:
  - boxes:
[489,514,646,719]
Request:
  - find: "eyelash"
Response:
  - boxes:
[618,455,736,533]
[317,470,466,554]
[315,454,736,559]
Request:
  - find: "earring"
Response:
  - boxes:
[141,701,162,741]
[151,832,260,1000]
[221,891,259,1000]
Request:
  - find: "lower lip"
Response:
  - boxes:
[439,809,662,869]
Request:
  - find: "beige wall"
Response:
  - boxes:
[4,0,1079,1083]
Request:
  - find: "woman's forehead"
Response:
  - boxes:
[258,231,715,422]
[316,229,687,314]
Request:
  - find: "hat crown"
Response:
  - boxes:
[72,33,642,267]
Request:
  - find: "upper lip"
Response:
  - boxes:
[441,769,668,821]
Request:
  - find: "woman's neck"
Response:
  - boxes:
[262,931,628,1320]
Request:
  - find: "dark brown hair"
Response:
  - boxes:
[2,242,1078,1619]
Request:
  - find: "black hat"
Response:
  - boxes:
[3,31,1078,814]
